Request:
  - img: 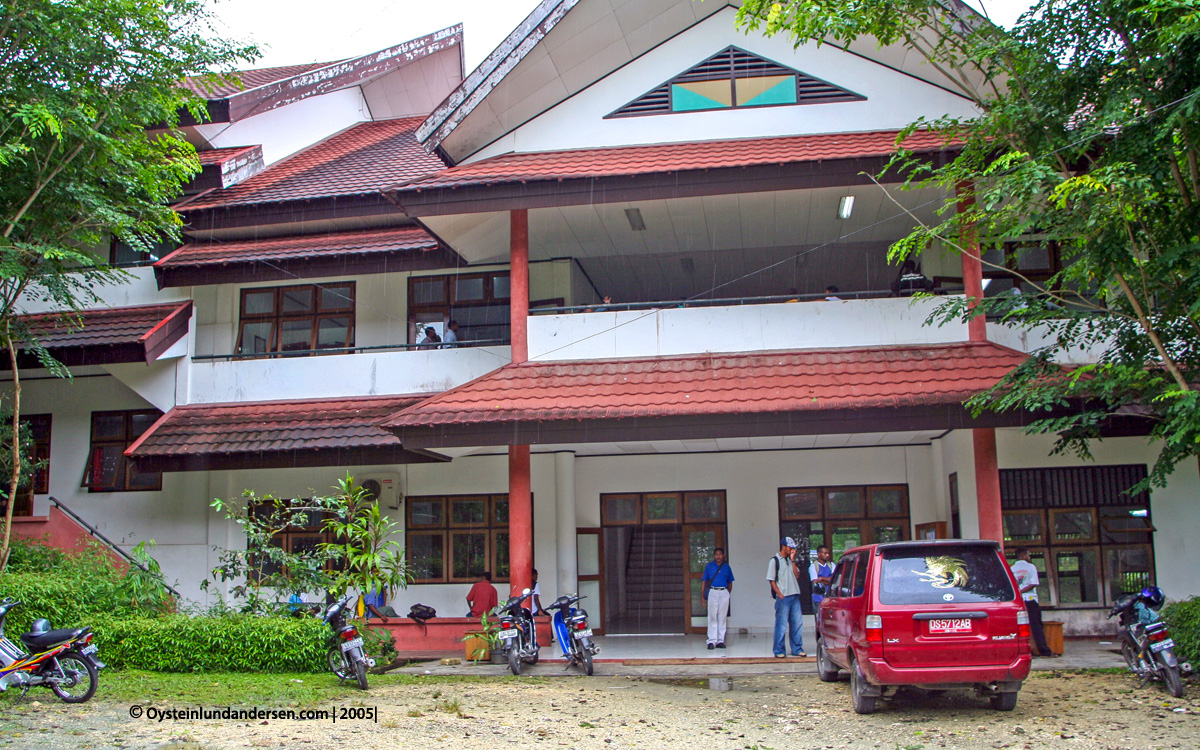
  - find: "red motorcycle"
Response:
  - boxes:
[0,597,103,703]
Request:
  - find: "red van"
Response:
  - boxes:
[815,539,1031,714]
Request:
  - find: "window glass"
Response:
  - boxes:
[644,493,680,523]
[869,488,905,516]
[830,523,862,557]
[92,413,126,441]
[826,489,863,516]
[872,524,905,544]
[409,534,444,581]
[685,492,724,522]
[603,495,640,525]
[493,496,509,525]
[781,489,821,518]
[238,321,274,355]
[1055,548,1101,604]
[1003,511,1044,543]
[835,554,858,597]
[243,290,276,316]
[451,497,488,527]
[454,277,485,302]
[451,532,488,580]
[317,317,351,349]
[493,531,510,580]
[491,275,510,299]
[409,499,443,528]
[851,551,869,596]
[319,284,353,311]
[1052,509,1096,542]
[1105,546,1153,601]
[279,320,313,352]
[880,545,1016,605]
[281,287,314,314]
[411,278,445,304]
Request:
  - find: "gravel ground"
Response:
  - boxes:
[0,671,1196,750]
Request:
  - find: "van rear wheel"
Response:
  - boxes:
[990,691,1018,711]
[850,657,876,715]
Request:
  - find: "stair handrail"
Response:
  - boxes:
[48,497,182,599]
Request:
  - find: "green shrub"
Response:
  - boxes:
[92,615,328,672]
[1161,596,1200,665]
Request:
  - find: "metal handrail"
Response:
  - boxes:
[48,497,182,599]
[192,338,510,363]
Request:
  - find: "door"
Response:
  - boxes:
[683,524,725,634]
[576,528,605,635]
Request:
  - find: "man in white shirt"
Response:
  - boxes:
[441,320,459,346]
[1011,548,1054,657]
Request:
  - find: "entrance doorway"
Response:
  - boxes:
[599,490,727,634]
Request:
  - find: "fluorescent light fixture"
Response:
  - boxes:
[981,278,992,290]
[624,208,647,231]
[837,195,854,220]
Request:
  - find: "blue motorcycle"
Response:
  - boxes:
[548,593,599,675]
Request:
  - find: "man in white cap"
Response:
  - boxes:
[767,537,805,657]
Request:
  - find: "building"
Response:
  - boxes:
[7,0,1197,637]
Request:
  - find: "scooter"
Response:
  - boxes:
[548,593,599,675]
[494,589,538,675]
[322,593,375,690]
[0,597,104,703]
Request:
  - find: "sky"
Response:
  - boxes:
[204,0,1037,74]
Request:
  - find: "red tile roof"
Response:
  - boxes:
[129,395,425,458]
[184,63,341,99]
[157,226,439,269]
[197,145,261,166]
[394,130,950,192]
[381,343,1027,429]
[13,302,192,366]
[180,118,445,211]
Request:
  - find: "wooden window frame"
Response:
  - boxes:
[82,409,162,492]
[778,484,914,556]
[866,485,909,518]
[1049,507,1098,544]
[236,282,356,358]
[601,493,642,526]
[1002,509,1046,546]
[823,486,866,518]
[779,488,822,521]
[684,490,727,523]
[1048,545,1104,607]
[642,492,683,525]
[405,493,511,584]
[408,271,511,345]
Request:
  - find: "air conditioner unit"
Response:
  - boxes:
[359,473,402,510]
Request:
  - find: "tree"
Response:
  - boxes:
[736,0,1200,488]
[321,475,412,611]
[0,0,257,567]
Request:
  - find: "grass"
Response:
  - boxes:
[93,670,506,708]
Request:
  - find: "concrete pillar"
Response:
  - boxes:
[973,427,1004,544]
[507,208,533,595]
[510,208,529,363]
[554,451,577,596]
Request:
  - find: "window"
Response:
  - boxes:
[2,414,51,517]
[236,283,355,357]
[880,544,1016,605]
[408,272,510,345]
[406,494,510,583]
[779,484,910,562]
[252,500,336,580]
[110,234,177,267]
[1000,465,1154,608]
[601,491,726,525]
[83,410,161,492]
[608,46,864,118]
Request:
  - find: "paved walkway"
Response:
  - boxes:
[394,626,1124,678]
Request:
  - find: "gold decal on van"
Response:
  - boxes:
[913,556,968,589]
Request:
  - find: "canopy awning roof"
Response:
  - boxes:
[126,394,449,472]
[9,301,192,369]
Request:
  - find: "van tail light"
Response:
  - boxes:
[1016,610,1031,655]
[865,614,883,659]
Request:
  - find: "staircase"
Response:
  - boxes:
[622,526,684,631]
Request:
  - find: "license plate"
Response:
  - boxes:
[497,629,519,640]
[80,644,98,656]
[572,629,593,640]
[340,637,363,652]
[928,618,973,635]
[1151,638,1175,653]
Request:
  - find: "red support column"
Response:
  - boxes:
[956,183,987,343]
[508,209,533,595]
[510,208,529,364]
[973,427,1003,545]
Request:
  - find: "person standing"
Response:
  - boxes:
[767,537,805,658]
[441,320,460,346]
[1011,548,1053,657]
[466,571,499,618]
[702,547,735,650]
[808,545,834,618]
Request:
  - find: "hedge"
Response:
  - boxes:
[91,615,328,672]
[1161,596,1200,666]
[0,570,138,638]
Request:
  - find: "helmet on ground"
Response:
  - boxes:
[29,618,50,635]
[1139,586,1165,610]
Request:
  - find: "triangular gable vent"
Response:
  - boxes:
[607,46,864,118]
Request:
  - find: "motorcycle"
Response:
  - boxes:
[1109,586,1191,698]
[494,588,539,675]
[548,593,599,675]
[0,597,105,703]
[322,593,375,690]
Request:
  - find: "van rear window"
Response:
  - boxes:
[879,546,1016,605]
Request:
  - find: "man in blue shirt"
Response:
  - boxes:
[808,544,834,619]
[702,547,735,650]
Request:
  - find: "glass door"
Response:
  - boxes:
[683,525,725,634]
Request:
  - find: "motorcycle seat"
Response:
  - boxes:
[21,627,87,650]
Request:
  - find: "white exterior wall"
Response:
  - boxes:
[469,7,978,161]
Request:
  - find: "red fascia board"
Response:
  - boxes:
[139,301,193,363]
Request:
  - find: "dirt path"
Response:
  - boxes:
[1,671,1195,749]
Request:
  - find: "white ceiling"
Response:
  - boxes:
[421,183,948,301]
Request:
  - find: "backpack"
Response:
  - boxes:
[768,556,780,600]
[407,603,436,632]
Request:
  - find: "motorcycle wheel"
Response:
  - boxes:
[327,647,351,680]
[582,649,594,676]
[508,646,522,676]
[523,647,539,665]
[353,656,369,691]
[49,650,97,704]
[1161,662,1184,698]
[1121,641,1138,672]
